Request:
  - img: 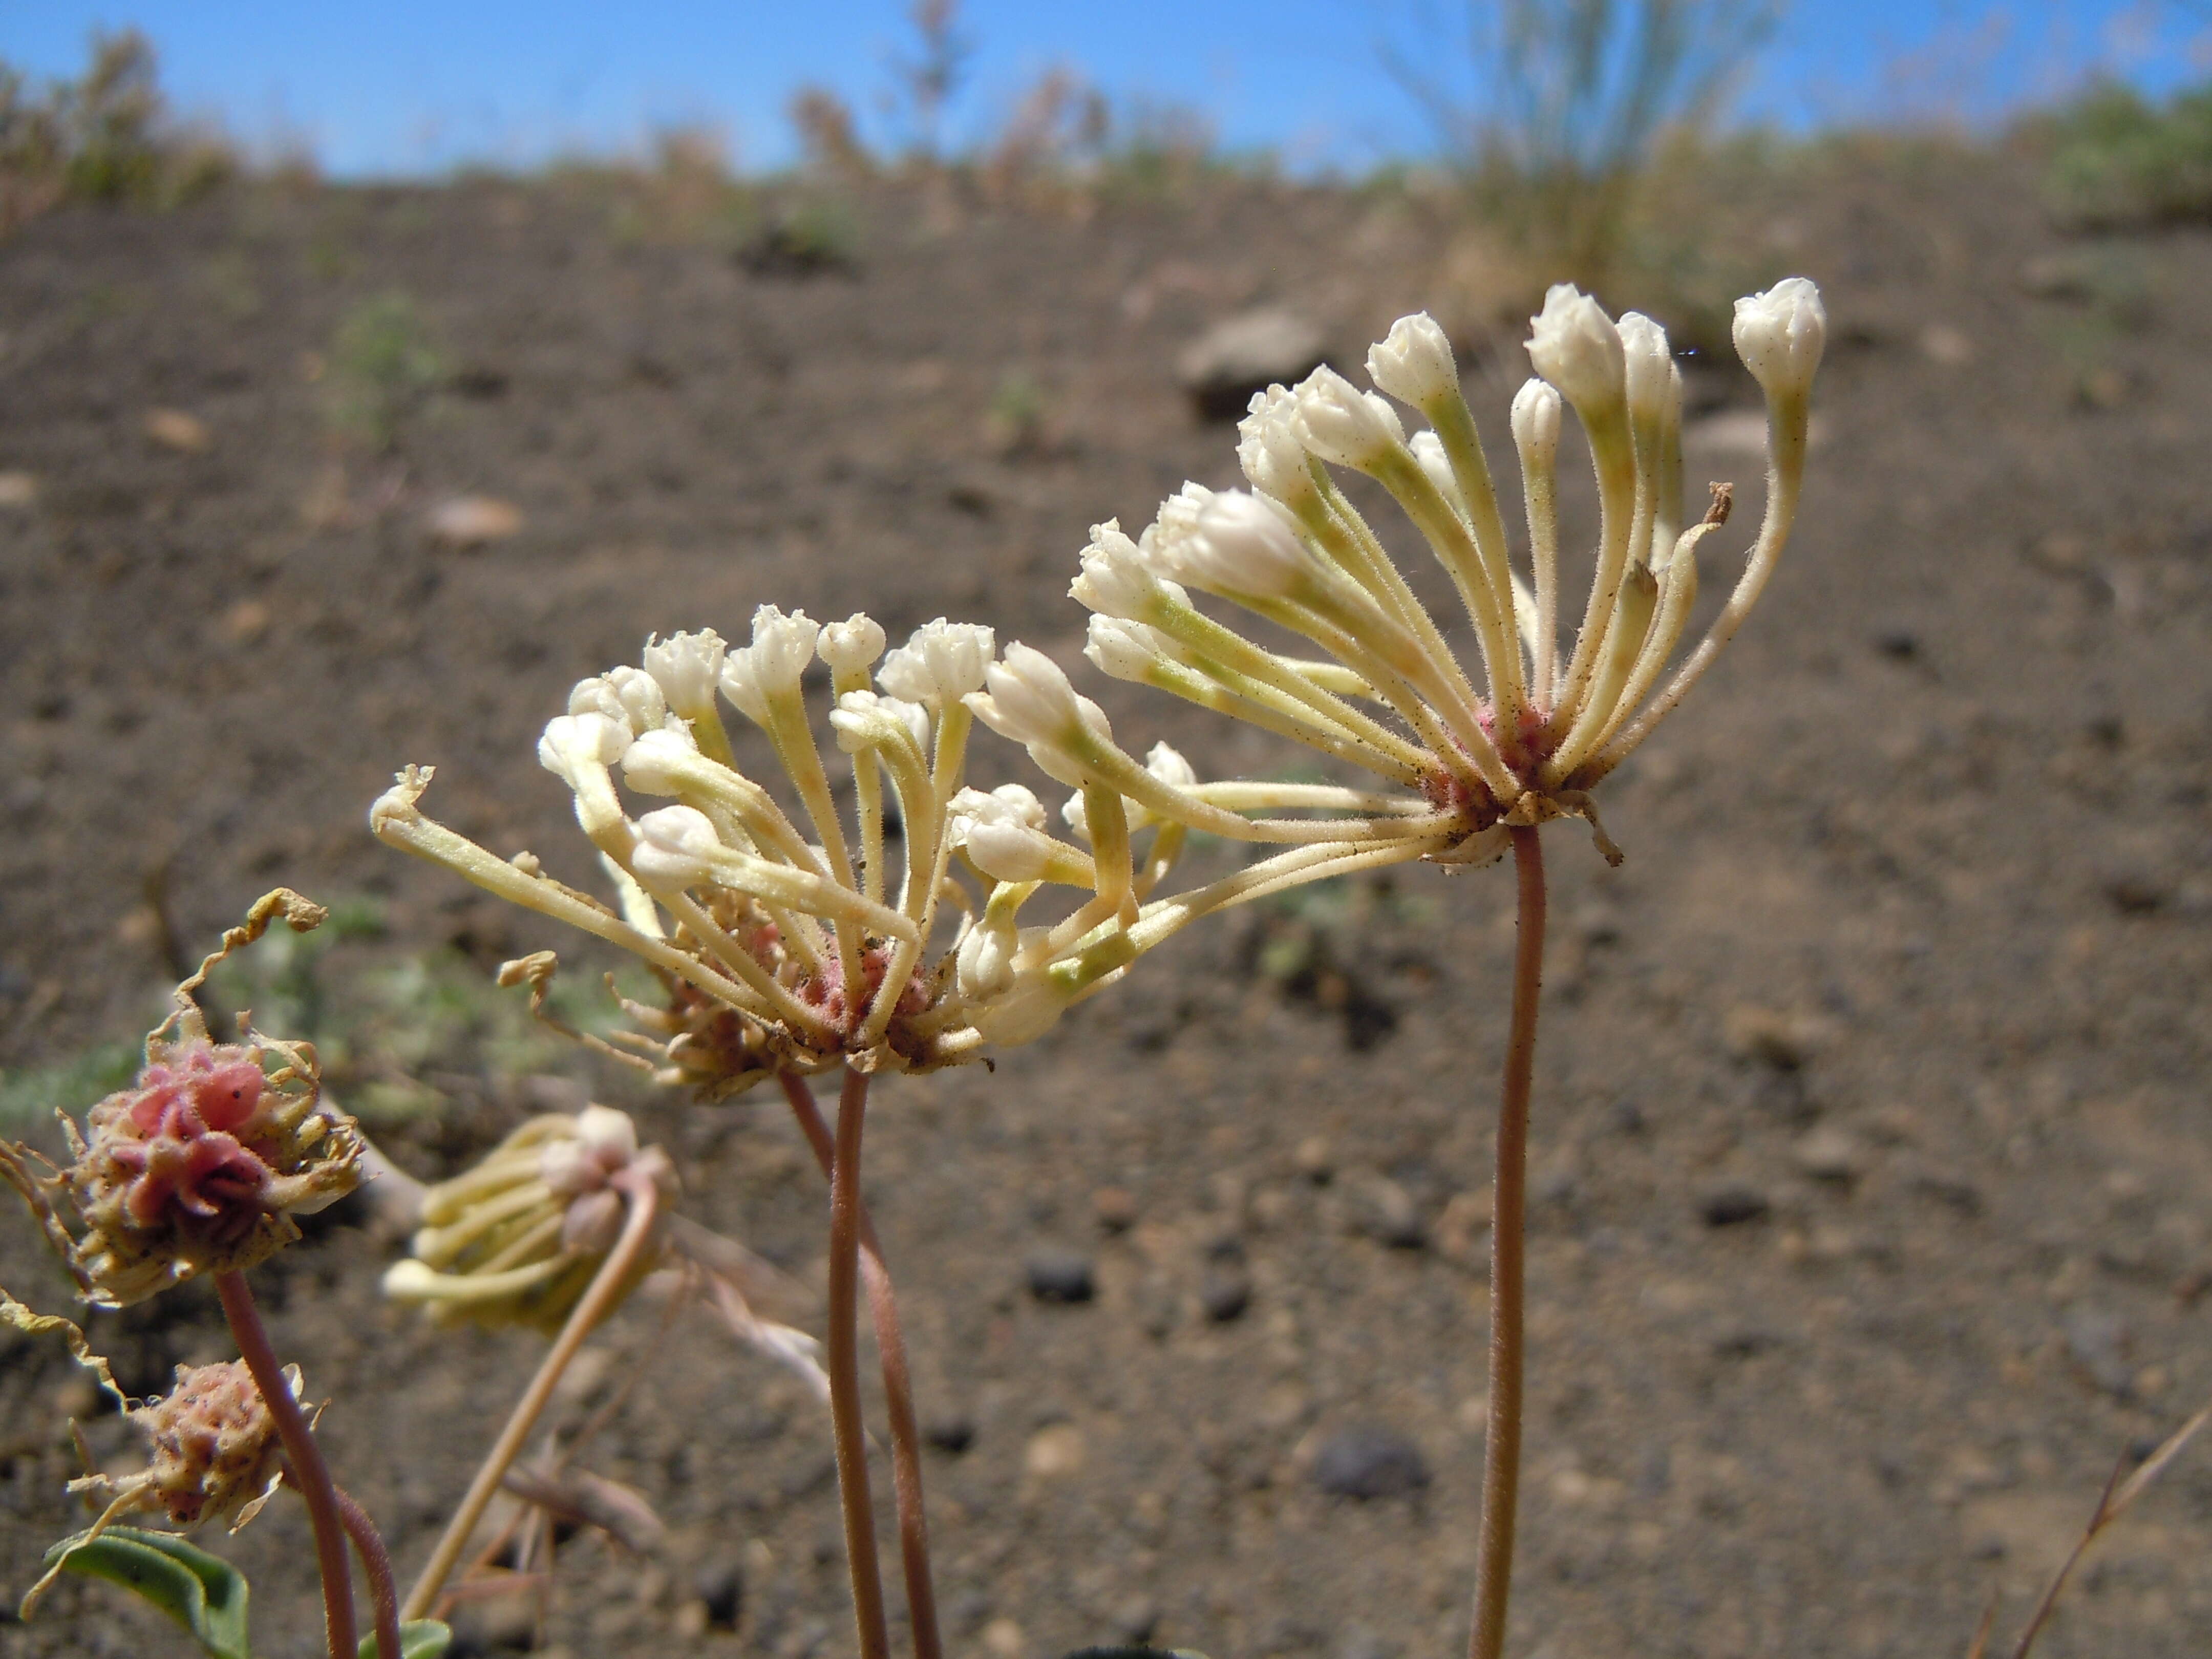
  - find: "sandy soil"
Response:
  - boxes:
[3,154,2211,1659]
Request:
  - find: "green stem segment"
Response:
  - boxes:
[215,1270,357,1659]
[827,1067,893,1659]
[781,1072,943,1659]
[400,1166,662,1622]
[1470,825,1547,1659]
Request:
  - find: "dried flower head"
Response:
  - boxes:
[1060,281,1824,873]
[3,1291,300,1616]
[96,1359,296,1532]
[382,1105,676,1332]
[2,893,363,1307]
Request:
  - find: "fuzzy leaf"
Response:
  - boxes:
[40,1525,250,1659]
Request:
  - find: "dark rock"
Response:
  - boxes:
[1026,1247,1096,1304]
[1311,1424,1430,1499]
[1176,307,1328,421]
[924,1411,976,1454]
[1700,1184,1771,1227]
[695,1559,745,1631]
[1200,1265,1252,1323]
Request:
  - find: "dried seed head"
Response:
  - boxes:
[125,1359,294,1530]
[10,1028,361,1308]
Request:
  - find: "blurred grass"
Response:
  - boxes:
[0,30,234,235]
[0,896,652,1140]
[2033,78,2212,231]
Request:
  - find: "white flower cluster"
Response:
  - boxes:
[370,280,1823,1083]
[1066,277,1826,866]
[374,610,1026,1087]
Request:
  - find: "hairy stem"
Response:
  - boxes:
[215,1270,356,1659]
[334,1484,402,1659]
[1469,824,1547,1659]
[400,1168,662,1622]
[781,1071,943,1659]
[827,1067,893,1659]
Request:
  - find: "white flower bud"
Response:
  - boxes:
[970,973,1076,1045]
[540,1105,642,1196]
[641,629,728,720]
[877,619,995,708]
[964,644,1113,788]
[1617,312,1673,428]
[630,803,722,885]
[830,689,931,756]
[1136,482,1216,585]
[955,916,1017,998]
[719,606,818,724]
[538,712,631,782]
[1084,614,1165,683]
[1510,378,1562,463]
[616,726,700,796]
[818,613,886,676]
[1366,312,1460,407]
[1184,490,1309,600]
[1409,430,1467,517]
[1236,387,1314,503]
[1071,520,1169,621]
[1144,740,1197,789]
[1526,284,1626,415]
[948,783,1048,832]
[1290,365,1406,469]
[1732,276,1826,404]
[958,818,1062,884]
[568,676,625,725]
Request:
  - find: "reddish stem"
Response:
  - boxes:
[334,1484,402,1659]
[215,1270,356,1659]
[781,1070,943,1659]
[1469,824,1547,1659]
[826,1067,892,1659]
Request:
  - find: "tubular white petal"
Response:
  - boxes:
[1366,312,1459,407]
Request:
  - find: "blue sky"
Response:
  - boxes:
[5,1,2205,177]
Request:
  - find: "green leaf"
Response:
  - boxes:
[40,1525,251,1659]
[359,1620,453,1659]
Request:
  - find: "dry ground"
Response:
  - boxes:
[2,151,2211,1658]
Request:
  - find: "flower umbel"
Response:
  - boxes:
[375,610,1045,1090]
[382,1105,678,1333]
[1065,280,1825,871]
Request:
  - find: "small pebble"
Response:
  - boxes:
[693,1560,743,1631]
[1200,1265,1252,1323]
[1312,1424,1430,1499]
[1293,1134,1335,1182]
[1024,1423,1086,1478]
[1792,1125,1864,1184]
[427,493,525,548]
[1092,1185,1138,1232]
[1025,1247,1095,1304]
[144,407,214,453]
[923,1412,975,1454]
[1700,1184,1771,1227]
[0,470,37,508]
